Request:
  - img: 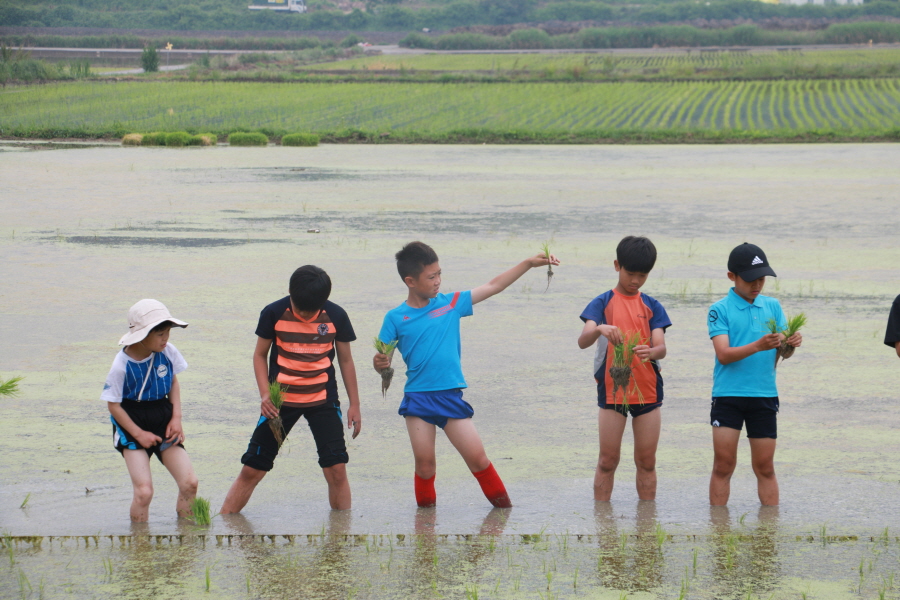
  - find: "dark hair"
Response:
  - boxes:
[150,321,174,333]
[616,236,657,273]
[289,265,332,312]
[395,241,439,281]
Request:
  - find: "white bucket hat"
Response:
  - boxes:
[119,299,188,346]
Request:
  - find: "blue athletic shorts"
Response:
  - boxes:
[399,389,474,429]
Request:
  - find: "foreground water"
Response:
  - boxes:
[1,143,898,598]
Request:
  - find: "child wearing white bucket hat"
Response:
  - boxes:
[100,299,198,522]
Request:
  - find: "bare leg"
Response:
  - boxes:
[122,450,154,522]
[322,463,351,510]
[220,465,266,514]
[631,408,661,501]
[749,437,779,506]
[595,408,627,501]
[709,427,741,506]
[161,445,198,518]
[443,418,490,473]
[405,416,438,479]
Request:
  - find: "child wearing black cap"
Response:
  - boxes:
[706,243,802,506]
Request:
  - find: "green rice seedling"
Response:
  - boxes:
[121,133,143,146]
[190,496,212,526]
[540,241,553,291]
[267,381,287,448]
[140,132,166,146]
[373,338,399,398]
[227,132,268,146]
[0,376,23,397]
[282,133,320,147]
[766,313,806,366]
[19,493,30,509]
[610,331,644,410]
[189,133,217,146]
[4,532,15,566]
[17,568,32,595]
[164,131,192,147]
[204,563,211,592]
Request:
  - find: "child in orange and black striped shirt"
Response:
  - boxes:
[221,265,361,513]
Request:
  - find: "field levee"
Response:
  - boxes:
[2,79,899,143]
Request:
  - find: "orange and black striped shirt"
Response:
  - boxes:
[256,297,356,407]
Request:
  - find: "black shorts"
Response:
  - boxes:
[241,400,348,471]
[710,396,779,439]
[111,397,184,463]
[599,395,661,418]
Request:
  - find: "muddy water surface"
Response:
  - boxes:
[1,144,898,572]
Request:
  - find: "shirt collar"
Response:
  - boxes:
[727,287,758,311]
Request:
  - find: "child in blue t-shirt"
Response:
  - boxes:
[374,241,559,508]
[707,243,802,507]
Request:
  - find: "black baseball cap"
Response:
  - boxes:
[728,243,777,281]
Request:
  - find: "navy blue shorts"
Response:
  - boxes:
[710,396,779,439]
[598,394,661,418]
[111,397,184,463]
[241,400,348,471]
[399,389,474,429]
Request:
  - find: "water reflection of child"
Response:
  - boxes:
[885,294,900,358]
[101,299,198,522]
[707,243,802,506]
[373,241,559,508]
[221,265,361,514]
[577,236,671,502]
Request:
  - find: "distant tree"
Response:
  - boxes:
[141,46,159,72]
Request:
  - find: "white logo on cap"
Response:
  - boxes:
[751,256,764,265]
[157,364,168,378]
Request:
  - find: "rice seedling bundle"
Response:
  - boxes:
[0,376,23,397]
[228,131,268,146]
[164,131,192,147]
[540,242,553,291]
[281,132,320,147]
[373,338,399,398]
[609,331,644,410]
[766,313,807,366]
[190,496,212,525]
[121,133,143,146]
[267,381,287,447]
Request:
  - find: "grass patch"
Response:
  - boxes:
[164,131,192,147]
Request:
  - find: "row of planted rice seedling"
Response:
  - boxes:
[4,80,900,137]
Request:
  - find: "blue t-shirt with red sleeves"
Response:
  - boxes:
[580,290,671,405]
[378,291,474,393]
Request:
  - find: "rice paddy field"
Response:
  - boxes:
[3,78,900,139]
[1,142,899,598]
[306,47,900,73]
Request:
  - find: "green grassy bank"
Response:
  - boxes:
[2,79,900,144]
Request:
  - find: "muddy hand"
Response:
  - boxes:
[373,352,391,372]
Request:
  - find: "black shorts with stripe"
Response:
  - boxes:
[241,400,348,471]
[111,397,184,463]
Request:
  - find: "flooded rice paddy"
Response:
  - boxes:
[1,143,899,598]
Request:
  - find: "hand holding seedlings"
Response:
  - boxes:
[267,381,287,448]
[539,242,555,291]
[609,331,646,410]
[373,338,399,398]
[766,313,806,366]
[597,324,624,346]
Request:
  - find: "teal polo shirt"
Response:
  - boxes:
[707,289,786,397]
